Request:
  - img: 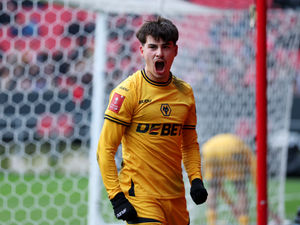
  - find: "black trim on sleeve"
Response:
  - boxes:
[104,114,131,127]
[183,125,196,129]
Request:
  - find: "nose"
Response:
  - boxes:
[156,47,163,57]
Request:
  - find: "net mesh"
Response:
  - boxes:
[0,1,95,224]
[1,0,300,224]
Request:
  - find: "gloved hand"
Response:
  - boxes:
[190,178,208,205]
[110,192,137,221]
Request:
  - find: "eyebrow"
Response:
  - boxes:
[147,41,172,46]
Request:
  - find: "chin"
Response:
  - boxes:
[155,69,167,75]
[155,71,165,76]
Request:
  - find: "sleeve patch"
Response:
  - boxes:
[108,93,125,113]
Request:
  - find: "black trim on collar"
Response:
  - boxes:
[141,69,172,86]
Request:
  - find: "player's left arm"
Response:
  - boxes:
[182,128,202,182]
[181,87,202,182]
[181,88,208,204]
[182,127,208,205]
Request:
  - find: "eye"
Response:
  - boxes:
[148,44,156,49]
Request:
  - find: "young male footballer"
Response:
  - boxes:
[97,16,207,225]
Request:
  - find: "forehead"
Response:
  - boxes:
[145,35,174,45]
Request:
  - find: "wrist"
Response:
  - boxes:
[110,192,127,206]
[191,178,203,186]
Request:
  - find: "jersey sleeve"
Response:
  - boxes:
[183,88,197,128]
[104,79,136,126]
[182,89,203,183]
[97,119,126,199]
[97,78,136,199]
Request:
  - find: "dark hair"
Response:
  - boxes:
[136,16,179,45]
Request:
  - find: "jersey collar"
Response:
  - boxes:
[141,69,172,86]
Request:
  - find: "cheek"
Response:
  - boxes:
[144,52,154,61]
[167,54,176,64]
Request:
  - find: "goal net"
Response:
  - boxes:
[0,0,299,225]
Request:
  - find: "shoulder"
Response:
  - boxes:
[113,70,141,95]
[172,75,193,95]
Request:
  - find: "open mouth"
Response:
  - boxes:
[155,61,165,72]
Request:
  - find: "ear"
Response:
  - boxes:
[175,45,178,56]
[139,44,144,56]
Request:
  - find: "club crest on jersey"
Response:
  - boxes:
[160,104,171,116]
[109,93,125,113]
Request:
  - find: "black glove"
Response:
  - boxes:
[110,192,137,221]
[190,178,208,205]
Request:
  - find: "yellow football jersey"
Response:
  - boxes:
[98,69,202,199]
[202,133,255,181]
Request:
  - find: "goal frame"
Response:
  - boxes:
[87,1,291,225]
[1,0,297,224]
[256,0,268,224]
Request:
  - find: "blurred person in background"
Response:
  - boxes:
[202,133,256,225]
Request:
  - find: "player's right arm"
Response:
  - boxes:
[96,75,138,221]
[97,118,125,198]
[97,119,137,221]
[97,75,135,198]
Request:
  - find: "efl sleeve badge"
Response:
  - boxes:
[108,93,125,113]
